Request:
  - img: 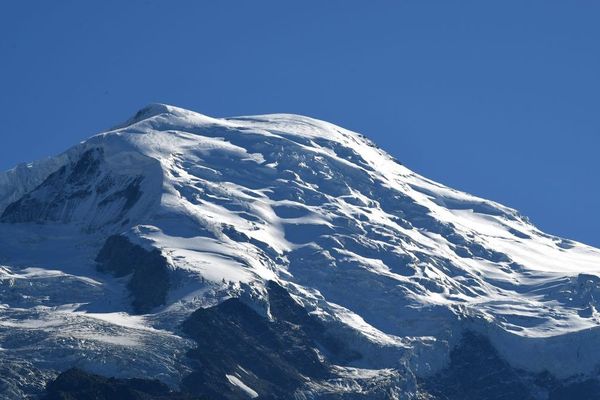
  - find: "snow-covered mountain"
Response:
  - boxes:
[1,104,600,399]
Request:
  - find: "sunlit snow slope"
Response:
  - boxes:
[1,104,599,398]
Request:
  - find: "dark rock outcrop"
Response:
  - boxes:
[43,368,202,400]
[419,331,600,400]
[96,235,170,314]
[266,281,361,364]
[0,147,144,226]
[1,148,102,223]
[179,281,358,400]
[420,331,535,400]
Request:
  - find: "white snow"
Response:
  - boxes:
[225,374,259,398]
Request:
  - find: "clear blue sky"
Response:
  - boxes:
[1,1,598,246]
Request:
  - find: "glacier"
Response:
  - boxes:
[1,103,600,399]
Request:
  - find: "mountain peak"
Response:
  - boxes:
[3,104,600,398]
[132,102,176,119]
[111,103,227,132]
[111,103,185,130]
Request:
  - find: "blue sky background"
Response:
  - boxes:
[1,1,598,246]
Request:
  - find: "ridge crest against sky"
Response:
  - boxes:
[1,1,598,246]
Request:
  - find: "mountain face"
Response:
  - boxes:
[1,104,600,399]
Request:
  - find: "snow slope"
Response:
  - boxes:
[1,103,600,398]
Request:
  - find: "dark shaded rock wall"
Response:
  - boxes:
[419,331,600,400]
[96,235,170,314]
[0,148,144,226]
[43,368,202,400]
[179,281,354,400]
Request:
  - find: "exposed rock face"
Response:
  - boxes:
[180,284,331,399]
[265,281,361,364]
[0,148,145,228]
[43,369,202,400]
[420,332,535,400]
[419,332,600,400]
[96,235,170,314]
